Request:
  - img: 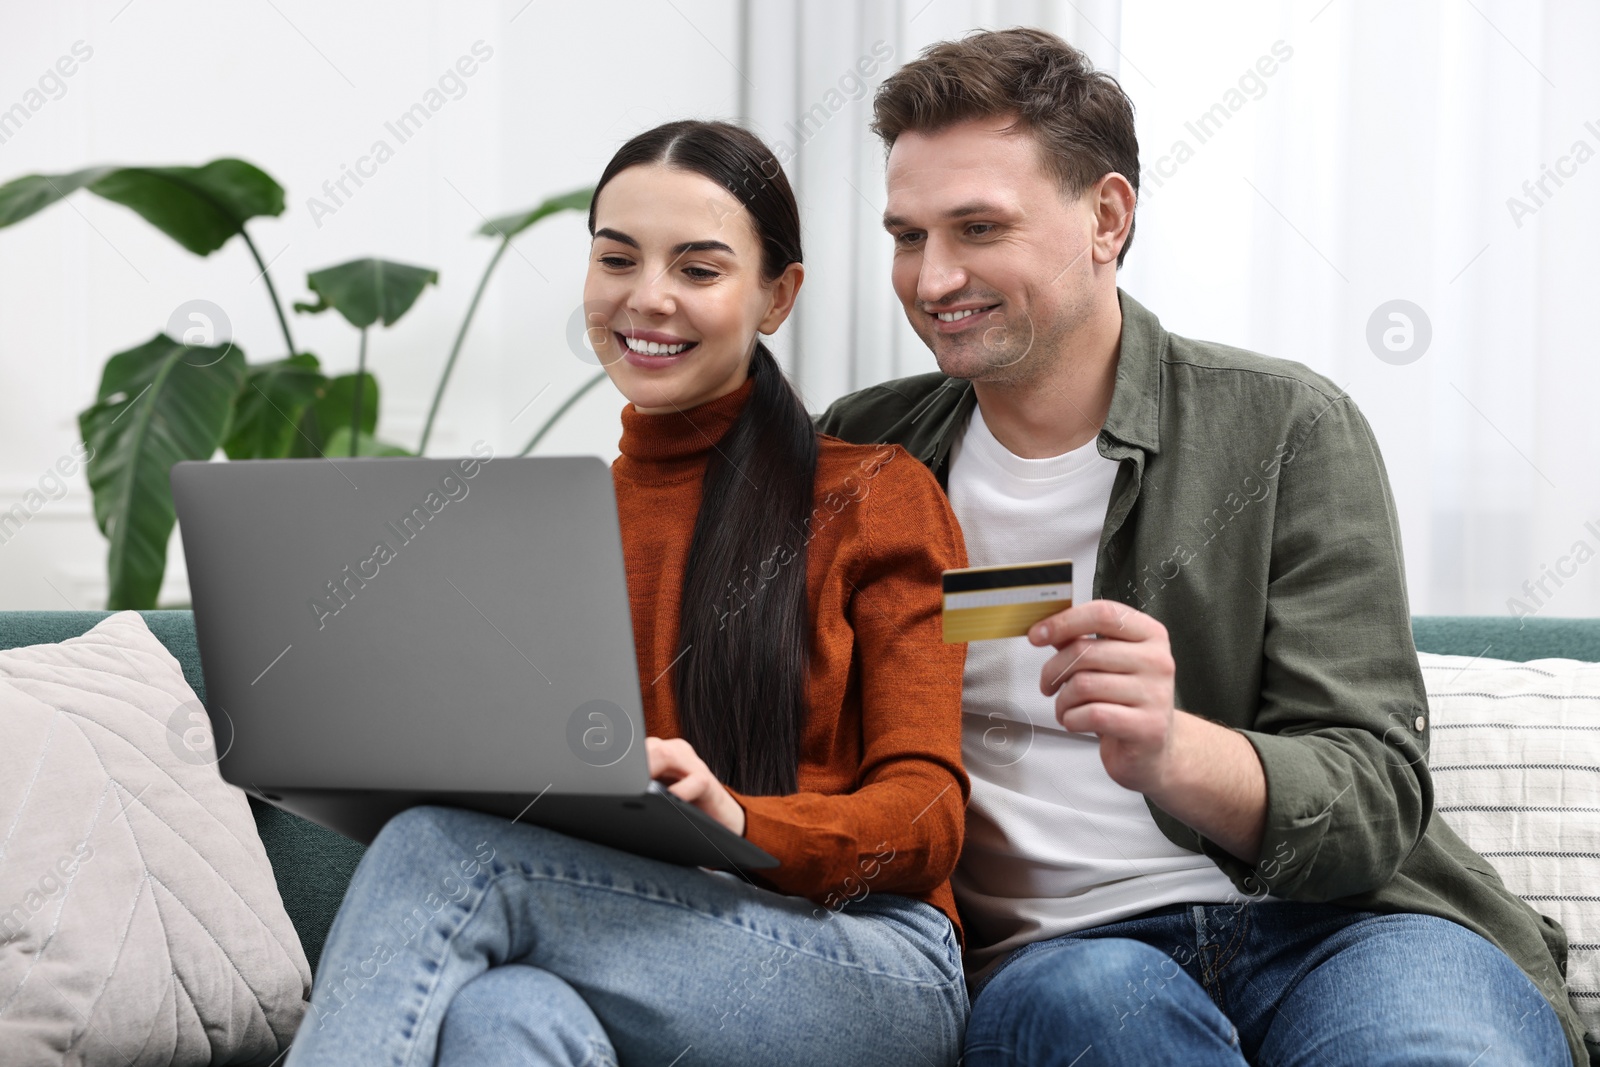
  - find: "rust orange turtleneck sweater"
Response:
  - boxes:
[611,373,970,941]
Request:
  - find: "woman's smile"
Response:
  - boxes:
[615,329,699,369]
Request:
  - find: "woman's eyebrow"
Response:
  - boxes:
[593,227,639,248]
[672,239,736,256]
[593,229,736,257]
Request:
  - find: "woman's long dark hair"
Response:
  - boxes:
[589,120,816,796]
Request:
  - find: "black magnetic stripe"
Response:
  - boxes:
[943,562,1072,593]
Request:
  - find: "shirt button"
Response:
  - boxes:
[1414,716,1426,731]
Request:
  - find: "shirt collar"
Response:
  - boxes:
[1102,287,1165,456]
[922,287,1166,474]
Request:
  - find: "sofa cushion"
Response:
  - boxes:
[1421,650,1600,1043]
[0,611,309,1065]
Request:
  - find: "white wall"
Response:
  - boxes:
[0,0,741,608]
[4,0,1598,621]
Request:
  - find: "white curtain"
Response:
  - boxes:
[742,0,1600,619]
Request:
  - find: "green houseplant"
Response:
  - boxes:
[0,160,602,609]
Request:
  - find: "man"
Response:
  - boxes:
[815,27,1591,1067]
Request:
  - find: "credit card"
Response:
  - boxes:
[941,559,1073,643]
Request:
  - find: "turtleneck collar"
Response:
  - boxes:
[613,373,757,484]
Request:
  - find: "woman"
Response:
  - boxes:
[284,120,971,1067]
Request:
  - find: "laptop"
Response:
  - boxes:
[170,451,777,872]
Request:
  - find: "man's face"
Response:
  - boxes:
[883,115,1101,384]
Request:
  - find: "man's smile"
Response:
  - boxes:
[928,303,1001,332]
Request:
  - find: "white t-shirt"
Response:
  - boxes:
[946,401,1244,980]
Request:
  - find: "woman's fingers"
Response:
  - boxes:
[667,772,708,805]
[646,736,698,782]
[647,737,714,806]
[644,737,746,837]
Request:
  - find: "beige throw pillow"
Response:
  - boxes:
[0,611,309,1065]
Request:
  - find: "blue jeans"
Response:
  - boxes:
[964,900,1570,1066]
[282,805,967,1066]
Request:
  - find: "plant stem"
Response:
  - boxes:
[519,371,608,456]
[419,237,510,455]
[239,226,296,356]
[351,327,368,457]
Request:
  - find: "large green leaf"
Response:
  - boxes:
[224,353,324,459]
[478,187,593,240]
[0,167,116,227]
[0,160,284,255]
[294,259,438,329]
[290,372,378,458]
[324,427,411,457]
[78,334,246,609]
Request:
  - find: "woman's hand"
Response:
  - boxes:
[647,737,746,837]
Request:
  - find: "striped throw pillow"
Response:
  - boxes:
[1420,650,1600,1042]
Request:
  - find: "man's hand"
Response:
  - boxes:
[1031,598,1177,794]
[1030,599,1267,864]
[647,737,747,837]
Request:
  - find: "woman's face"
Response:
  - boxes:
[583,164,802,414]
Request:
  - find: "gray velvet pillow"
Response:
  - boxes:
[0,611,309,1065]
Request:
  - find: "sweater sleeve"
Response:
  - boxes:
[727,447,971,906]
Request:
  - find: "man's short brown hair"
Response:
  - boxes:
[871,27,1141,266]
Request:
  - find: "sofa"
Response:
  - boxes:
[3,609,1598,1048]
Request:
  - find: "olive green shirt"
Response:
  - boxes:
[814,289,1593,1066]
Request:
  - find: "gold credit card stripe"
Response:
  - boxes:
[943,600,1072,643]
[942,583,1073,611]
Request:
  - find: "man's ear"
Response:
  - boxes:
[758,262,805,335]
[1089,172,1136,266]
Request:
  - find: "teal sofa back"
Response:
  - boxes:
[4,609,1599,974]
